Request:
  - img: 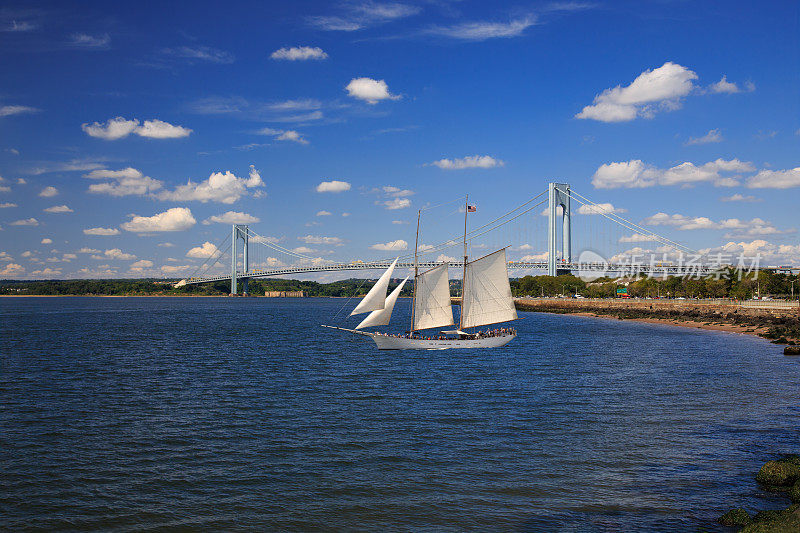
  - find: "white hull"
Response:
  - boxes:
[369,332,515,350]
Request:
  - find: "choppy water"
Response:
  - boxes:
[2,297,799,531]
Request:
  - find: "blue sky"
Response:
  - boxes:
[1,0,798,279]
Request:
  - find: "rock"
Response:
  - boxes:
[790,481,800,504]
[757,458,800,486]
[785,346,800,356]
[719,507,752,526]
[742,504,800,532]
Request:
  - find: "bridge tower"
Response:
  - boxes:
[547,182,572,276]
[230,224,250,296]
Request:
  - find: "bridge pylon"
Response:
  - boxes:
[547,182,572,276]
[230,224,250,296]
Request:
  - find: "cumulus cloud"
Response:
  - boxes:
[746,167,800,189]
[685,129,723,146]
[271,46,328,60]
[39,186,58,197]
[345,77,400,104]
[316,180,351,193]
[203,211,260,225]
[292,246,316,254]
[720,194,760,202]
[0,105,39,117]
[130,259,154,271]
[186,241,220,259]
[82,117,192,140]
[370,239,408,251]
[102,248,137,260]
[157,168,263,203]
[43,205,73,213]
[700,240,800,266]
[258,127,309,144]
[619,233,658,243]
[68,33,110,49]
[40,238,52,244]
[0,202,17,208]
[299,235,344,245]
[83,227,120,236]
[382,197,411,210]
[121,207,196,233]
[423,16,537,40]
[85,167,163,196]
[591,158,755,189]
[643,212,785,236]
[576,62,699,122]
[430,155,504,170]
[576,203,627,215]
[708,76,754,94]
[316,210,332,216]
[10,218,39,226]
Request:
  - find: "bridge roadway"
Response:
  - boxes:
[180,260,723,286]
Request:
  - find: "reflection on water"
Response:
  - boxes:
[2,297,798,531]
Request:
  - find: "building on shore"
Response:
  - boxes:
[264,290,308,298]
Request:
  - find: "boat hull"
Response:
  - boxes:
[369,333,516,350]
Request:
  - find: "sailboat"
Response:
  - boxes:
[322,198,518,350]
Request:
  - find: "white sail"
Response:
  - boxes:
[350,258,398,315]
[413,263,454,330]
[355,276,409,329]
[461,248,517,329]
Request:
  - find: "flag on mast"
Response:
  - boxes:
[467,205,477,212]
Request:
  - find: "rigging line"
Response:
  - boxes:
[243,227,318,261]
[419,195,467,213]
[566,188,699,255]
[188,232,231,280]
[331,276,373,322]
[467,199,548,243]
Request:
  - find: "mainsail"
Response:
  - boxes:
[350,257,398,315]
[413,263,454,330]
[356,276,409,329]
[460,248,517,329]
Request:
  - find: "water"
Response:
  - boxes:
[2,297,798,531]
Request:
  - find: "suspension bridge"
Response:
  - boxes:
[176,182,764,295]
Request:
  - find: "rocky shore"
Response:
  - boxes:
[514,298,800,354]
[718,456,800,531]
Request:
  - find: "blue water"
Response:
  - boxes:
[1,297,798,531]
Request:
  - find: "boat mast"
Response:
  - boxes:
[460,195,468,331]
[410,208,421,333]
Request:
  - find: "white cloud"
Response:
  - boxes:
[276,130,309,144]
[0,202,17,208]
[157,169,263,203]
[39,186,58,197]
[316,180,351,193]
[746,167,800,189]
[135,119,193,139]
[161,46,234,64]
[78,247,101,253]
[203,211,260,225]
[43,205,73,213]
[83,227,120,236]
[308,2,420,31]
[345,77,400,104]
[82,117,192,140]
[430,155,504,170]
[436,254,456,263]
[643,212,785,235]
[708,76,754,94]
[424,16,537,40]
[316,210,332,216]
[0,105,39,117]
[342,212,350,217]
[0,251,12,261]
[186,241,220,258]
[720,194,760,202]
[10,218,39,226]
[121,207,196,233]
[520,252,549,262]
[85,167,163,196]
[576,62,698,122]
[592,158,755,189]
[382,186,414,197]
[130,259,154,271]
[685,129,723,146]
[103,248,136,260]
[576,203,627,215]
[370,239,408,251]
[68,33,110,49]
[299,235,344,245]
[160,264,194,274]
[619,233,658,243]
[271,46,328,60]
[700,240,800,266]
[40,238,53,244]
[0,186,9,193]
[17,178,25,183]
[381,197,410,210]
[292,246,316,254]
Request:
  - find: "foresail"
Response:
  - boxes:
[461,248,517,329]
[413,263,454,330]
[350,257,398,315]
[355,276,408,329]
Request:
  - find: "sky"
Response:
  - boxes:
[1,0,799,280]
